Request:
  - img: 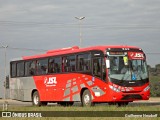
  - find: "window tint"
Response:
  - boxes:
[62,55,76,72]
[25,61,32,76]
[93,58,102,78]
[77,53,91,71]
[69,55,76,72]
[11,63,16,77]
[17,62,24,77]
[37,59,48,75]
[49,57,61,73]
[29,61,36,75]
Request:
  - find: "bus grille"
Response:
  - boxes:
[121,94,142,100]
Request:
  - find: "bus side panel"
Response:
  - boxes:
[10,77,36,101]
[33,73,150,103]
[33,73,108,102]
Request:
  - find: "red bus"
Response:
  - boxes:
[10,45,150,106]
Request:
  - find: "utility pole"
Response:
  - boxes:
[0,43,8,110]
[75,16,85,47]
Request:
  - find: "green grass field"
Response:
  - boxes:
[1,102,160,120]
[2,103,160,111]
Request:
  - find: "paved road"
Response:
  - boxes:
[0,97,159,107]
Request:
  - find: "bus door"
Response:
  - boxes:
[92,51,106,98]
[92,57,102,80]
[92,51,104,80]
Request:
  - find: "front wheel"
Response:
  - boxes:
[81,89,95,106]
[32,91,42,106]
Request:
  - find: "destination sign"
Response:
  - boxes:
[109,51,125,55]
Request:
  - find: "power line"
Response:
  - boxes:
[0,20,160,29]
[1,46,160,54]
[8,47,47,52]
[146,53,160,54]
[0,46,47,52]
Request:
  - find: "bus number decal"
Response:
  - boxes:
[44,77,57,87]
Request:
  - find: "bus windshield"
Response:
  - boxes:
[108,56,148,81]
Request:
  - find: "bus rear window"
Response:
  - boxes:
[17,62,24,77]
[11,63,16,77]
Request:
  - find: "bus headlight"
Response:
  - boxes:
[143,85,150,92]
[109,85,120,92]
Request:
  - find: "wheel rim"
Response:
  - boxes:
[34,95,39,105]
[84,94,90,105]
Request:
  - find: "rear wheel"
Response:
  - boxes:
[81,89,94,106]
[32,91,42,106]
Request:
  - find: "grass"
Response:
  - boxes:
[2,104,160,111]
[1,103,160,120]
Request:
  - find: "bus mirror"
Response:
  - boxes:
[106,59,110,69]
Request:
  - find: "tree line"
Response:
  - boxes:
[148,64,160,97]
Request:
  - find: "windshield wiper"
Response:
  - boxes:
[121,71,131,81]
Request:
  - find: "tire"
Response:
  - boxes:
[32,91,42,106]
[81,89,94,106]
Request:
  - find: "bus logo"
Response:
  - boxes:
[134,53,144,58]
[129,52,144,59]
[44,77,57,87]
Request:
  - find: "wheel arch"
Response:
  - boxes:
[80,87,89,101]
[31,89,38,100]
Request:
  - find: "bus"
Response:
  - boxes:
[10,45,150,106]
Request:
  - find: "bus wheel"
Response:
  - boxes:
[82,89,94,106]
[32,91,41,106]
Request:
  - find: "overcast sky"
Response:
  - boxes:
[0,0,160,73]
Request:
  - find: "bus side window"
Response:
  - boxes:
[11,62,16,77]
[49,59,54,73]
[93,58,101,78]
[25,61,31,76]
[77,53,91,71]
[37,59,48,75]
[62,55,76,72]
[29,61,36,75]
[79,58,84,70]
[17,62,24,77]
[68,55,76,72]
[64,56,69,72]
[102,59,106,81]
[49,57,61,73]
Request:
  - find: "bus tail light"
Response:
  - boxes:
[109,85,120,92]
